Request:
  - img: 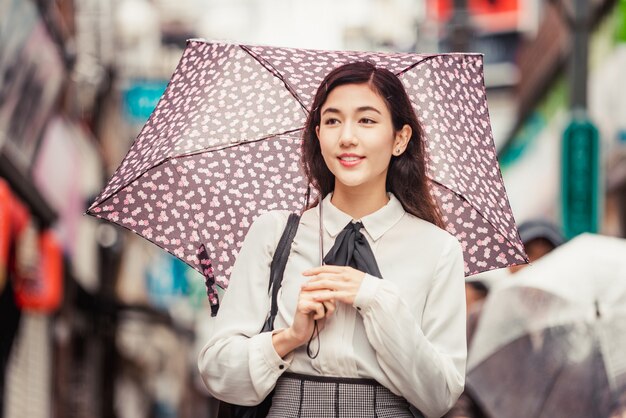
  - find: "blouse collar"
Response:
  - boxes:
[320,193,405,241]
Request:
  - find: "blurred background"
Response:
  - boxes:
[0,0,625,417]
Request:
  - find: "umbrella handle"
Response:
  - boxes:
[319,198,324,265]
[306,197,325,360]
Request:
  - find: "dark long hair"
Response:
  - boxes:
[301,61,443,228]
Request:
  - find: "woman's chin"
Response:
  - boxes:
[334,176,378,190]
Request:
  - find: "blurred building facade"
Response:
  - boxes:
[0,1,208,417]
[497,0,625,237]
[1,0,625,418]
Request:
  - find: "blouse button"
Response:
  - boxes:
[279,365,285,370]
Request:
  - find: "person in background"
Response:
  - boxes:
[509,219,566,274]
[445,218,565,418]
[463,276,492,347]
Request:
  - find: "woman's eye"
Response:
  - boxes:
[323,118,340,125]
[360,118,376,124]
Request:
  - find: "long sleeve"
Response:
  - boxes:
[197,211,292,405]
[353,235,467,418]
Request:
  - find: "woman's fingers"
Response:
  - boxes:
[297,298,320,313]
[312,302,326,320]
[302,278,341,291]
[302,288,341,303]
[303,265,347,276]
[302,296,325,320]
[303,268,364,286]
[298,297,328,320]
[322,300,336,317]
[298,292,336,319]
[313,290,347,304]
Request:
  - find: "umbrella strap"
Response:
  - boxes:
[306,320,321,359]
[305,198,325,359]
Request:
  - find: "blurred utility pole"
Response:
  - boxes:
[570,0,589,109]
[560,0,601,239]
[447,0,473,52]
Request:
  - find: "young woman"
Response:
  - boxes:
[198,61,467,418]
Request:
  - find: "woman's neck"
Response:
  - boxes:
[330,183,390,220]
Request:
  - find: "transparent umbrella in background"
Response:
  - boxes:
[86,40,528,315]
[466,234,626,418]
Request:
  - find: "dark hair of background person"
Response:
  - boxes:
[300,61,444,229]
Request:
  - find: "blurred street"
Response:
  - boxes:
[1,0,625,417]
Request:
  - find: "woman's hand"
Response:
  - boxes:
[272,289,335,358]
[301,265,366,305]
[289,289,336,343]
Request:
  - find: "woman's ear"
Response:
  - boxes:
[315,125,320,140]
[393,124,412,154]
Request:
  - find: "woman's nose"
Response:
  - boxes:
[339,123,358,147]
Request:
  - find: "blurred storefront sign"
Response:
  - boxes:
[122,79,168,125]
[145,252,207,326]
[145,253,190,310]
[428,0,521,32]
[428,0,524,88]
[116,233,204,315]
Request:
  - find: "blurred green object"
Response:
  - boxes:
[123,80,168,124]
[617,0,626,43]
[561,114,601,239]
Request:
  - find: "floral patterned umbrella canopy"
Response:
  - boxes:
[87,40,528,314]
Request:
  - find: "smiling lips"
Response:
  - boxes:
[338,154,365,167]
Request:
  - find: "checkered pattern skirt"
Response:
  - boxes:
[266,372,416,418]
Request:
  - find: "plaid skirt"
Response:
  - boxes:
[267,372,416,418]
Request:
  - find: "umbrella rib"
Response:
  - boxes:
[430,178,528,260]
[394,55,436,77]
[239,45,310,115]
[395,53,481,77]
[168,128,304,158]
[87,128,304,211]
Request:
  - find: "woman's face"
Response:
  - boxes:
[315,83,410,192]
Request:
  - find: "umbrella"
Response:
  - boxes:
[466,234,626,418]
[87,40,528,314]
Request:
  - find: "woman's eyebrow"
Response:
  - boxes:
[321,107,341,115]
[322,106,382,115]
[356,106,382,114]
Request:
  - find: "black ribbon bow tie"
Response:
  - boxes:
[323,221,383,279]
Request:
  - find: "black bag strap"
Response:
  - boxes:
[261,213,300,333]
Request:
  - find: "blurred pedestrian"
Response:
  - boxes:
[445,219,565,418]
[198,62,467,418]
[464,272,498,346]
[509,219,565,274]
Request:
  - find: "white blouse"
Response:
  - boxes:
[198,194,467,418]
